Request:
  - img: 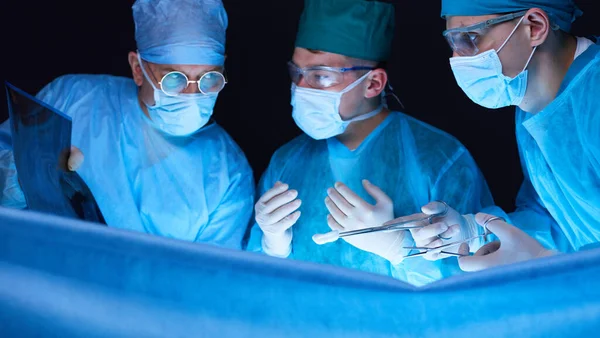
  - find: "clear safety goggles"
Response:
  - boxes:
[158,69,227,96]
[288,61,375,89]
[442,10,528,56]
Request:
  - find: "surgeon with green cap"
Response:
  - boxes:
[246,0,504,286]
[393,0,600,272]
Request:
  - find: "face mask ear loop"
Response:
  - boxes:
[522,46,538,72]
[384,81,404,109]
[497,15,526,54]
[339,71,373,95]
[136,52,161,92]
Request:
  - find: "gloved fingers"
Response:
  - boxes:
[437,223,460,239]
[420,201,448,216]
[413,235,437,249]
[362,179,392,206]
[257,182,289,205]
[458,243,470,256]
[475,213,518,243]
[276,211,302,232]
[426,252,441,260]
[388,214,431,243]
[458,240,502,271]
[268,199,302,225]
[458,251,501,272]
[326,187,354,216]
[68,146,84,171]
[262,189,298,214]
[325,196,348,226]
[334,182,368,210]
[411,222,449,241]
[422,238,443,261]
[326,214,344,231]
[474,241,501,256]
[385,212,429,228]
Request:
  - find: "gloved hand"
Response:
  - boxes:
[384,201,481,261]
[254,181,302,258]
[457,213,556,272]
[1,146,83,208]
[324,180,409,264]
[67,146,84,171]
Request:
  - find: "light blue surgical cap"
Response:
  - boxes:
[133,0,228,65]
[441,0,583,32]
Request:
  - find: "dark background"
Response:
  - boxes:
[2,1,598,211]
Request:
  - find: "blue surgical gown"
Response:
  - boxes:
[0,74,255,249]
[247,111,503,286]
[511,41,600,252]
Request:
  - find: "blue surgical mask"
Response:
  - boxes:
[449,16,537,109]
[138,54,217,136]
[291,71,383,140]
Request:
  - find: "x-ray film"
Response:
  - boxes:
[5,82,106,224]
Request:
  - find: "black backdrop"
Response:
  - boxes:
[2,1,598,211]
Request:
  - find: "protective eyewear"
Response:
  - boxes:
[158,70,227,96]
[288,61,375,89]
[442,10,528,56]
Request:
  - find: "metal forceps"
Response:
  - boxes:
[312,202,450,245]
[402,216,505,259]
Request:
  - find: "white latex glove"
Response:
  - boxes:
[68,146,84,171]
[255,181,302,258]
[457,213,557,272]
[324,180,408,264]
[403,201,481,261]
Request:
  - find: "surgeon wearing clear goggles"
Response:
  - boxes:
[287,61,375,89]
[442,10,529,57]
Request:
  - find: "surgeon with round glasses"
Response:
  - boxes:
[245,0,503,286]
[378,0,600,272]
[0,0,255,249]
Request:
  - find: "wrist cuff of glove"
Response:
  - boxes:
[261,230,292,258]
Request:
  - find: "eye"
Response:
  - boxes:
[468,33,481,45]
[161,72,188,94]
[308,70,339,88]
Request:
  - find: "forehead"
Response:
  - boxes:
[291,47,351,68]
[446,14,501,30]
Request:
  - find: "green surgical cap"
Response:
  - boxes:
[295,0,395,62]
[441,0,583,32]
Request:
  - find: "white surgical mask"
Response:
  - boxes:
[449,16,537,109]
[291,71,382,140]
[138,54,217,136]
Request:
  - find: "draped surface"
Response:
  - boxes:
[0,206,599,337]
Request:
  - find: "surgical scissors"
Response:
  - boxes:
[312,201,450,245]
[402,216,504,258]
